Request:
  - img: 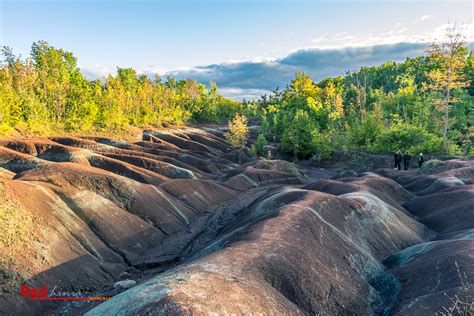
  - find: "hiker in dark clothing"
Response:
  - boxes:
[418,153,424,168]
[403,152,411,170]
[394,150,402,170]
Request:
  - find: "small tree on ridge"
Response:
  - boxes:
[224,113,249,164]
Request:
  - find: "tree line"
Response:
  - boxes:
[1,26,473,159]
[249,26,473,158]
[0,41,241,136]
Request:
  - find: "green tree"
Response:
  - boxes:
[280,109,316,159]
[251,133,267,157]
[224,113,249,163]
[426,24,469,154]
[373,121,443,153]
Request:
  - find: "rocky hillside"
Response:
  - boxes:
[0,126,472,315]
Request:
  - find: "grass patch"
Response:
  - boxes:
[0,204,34,249]
[419,159,444,174]
[279,161,301,177]
[0,180,35,290]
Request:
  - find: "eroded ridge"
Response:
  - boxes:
[0,127,472,315]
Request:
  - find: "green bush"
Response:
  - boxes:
[251,133,267,157]
[312,130,333,160]
[372,123,443,154]
[419,159,443,173]
[65,100,99,132]
[0,124,13,136]
[346,115,383,150]
[280,110,317,158]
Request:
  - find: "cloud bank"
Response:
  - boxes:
[153,42,429,99]
[82,41,473,100]
[82,20,474,100]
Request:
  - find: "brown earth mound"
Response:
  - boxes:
[0,127,472,315]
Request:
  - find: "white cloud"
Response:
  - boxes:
[419,15,433,22]
[80,64,115,80]
[140,65,168,76]
[78,22,473,100]
[430,22,474,42]
[218,87,272,100]
[307,21,473,50]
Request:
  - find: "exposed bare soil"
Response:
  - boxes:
[0,125,472,315]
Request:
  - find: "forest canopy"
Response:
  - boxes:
[250,39,473,158]
[1,35,473,157]
[0,41,241,136]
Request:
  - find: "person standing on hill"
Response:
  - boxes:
[403,152,411,170]
[418,153,424,168]
[394,150,402,170]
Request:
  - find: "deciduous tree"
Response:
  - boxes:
[426,24,469,154]
[224,113,249,164]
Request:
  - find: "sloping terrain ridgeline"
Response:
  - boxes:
[0,125,472,315]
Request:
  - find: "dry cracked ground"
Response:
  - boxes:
[0,125,472,315]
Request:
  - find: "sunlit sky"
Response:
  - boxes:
[1,0,473,99]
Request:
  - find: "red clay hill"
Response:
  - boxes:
[0,125,472,315]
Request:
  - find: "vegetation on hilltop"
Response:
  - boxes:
[1,25,472,159]
[250,26,473,159]
[0,41,241,136]
[224,113,249,164]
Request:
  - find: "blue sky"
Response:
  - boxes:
[1,0,473,99]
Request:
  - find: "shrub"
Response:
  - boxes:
[279,161,301,176]
[312,130,333,160]
[280,109,317,158]
[346,115,383,150]
[214,99,242,123]
[65,100,99,132]
[419,159,443,173]
[225,114,249,149]
[0,123,13,136]
[372,123,443,154]
[251,133,267,157]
